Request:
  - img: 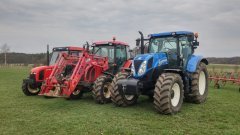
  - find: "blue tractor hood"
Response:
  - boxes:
[132,52,168,79]
[134,53,155,61]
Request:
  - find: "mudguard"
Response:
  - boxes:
[187,55,208,73]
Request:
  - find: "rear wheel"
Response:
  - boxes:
[186,62,208,103]
[22,81,40,96]
[92,75,112,104]
[154,73,184,115]
[110,72,138,107]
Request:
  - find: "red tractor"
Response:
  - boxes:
[22,46,84,96]
[36,38,132,102]
[91,39,132,103]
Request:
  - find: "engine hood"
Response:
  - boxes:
[134,53,154,61]
[31,66,52,74]
[132,52,168,79]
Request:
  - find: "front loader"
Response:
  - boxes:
[22,46,84,96]
[35,38,133,101]
[40,50,109,99]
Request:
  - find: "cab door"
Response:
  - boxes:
[114,45,127,74]
[162,39,179,69]
[179,36,193,70]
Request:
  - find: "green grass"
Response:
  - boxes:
[0,67,240,135]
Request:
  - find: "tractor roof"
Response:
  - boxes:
[93,41,129,46]
[149,31,194,38]
[53,46,84,51]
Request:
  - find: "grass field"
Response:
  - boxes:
[0,67,240,135]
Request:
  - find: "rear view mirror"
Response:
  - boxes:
[193,40,199,46]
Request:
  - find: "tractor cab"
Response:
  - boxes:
[49,47,84,65]
[147,31,199,69]
[92,38,131,74]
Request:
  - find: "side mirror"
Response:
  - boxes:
[136,38,140,47]
[193,40,199,46]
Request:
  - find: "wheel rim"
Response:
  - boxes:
[124,95,134,100]
[103,82,111,99]
[27,84,39,94]
[72,89,81,95]
[199,71,206,95]
[171,83,180,107]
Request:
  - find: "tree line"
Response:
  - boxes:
[0,52,239,65]
[207,57,240,65]
[0,52,47,65]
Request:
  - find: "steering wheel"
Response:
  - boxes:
[167,49,177,55]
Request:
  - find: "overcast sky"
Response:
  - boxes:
[0,0,239,57]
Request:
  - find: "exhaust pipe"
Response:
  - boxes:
[138,31,144,54]
[47,44,50,66]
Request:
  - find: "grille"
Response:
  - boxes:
[29,74,36,83]
[147,58,153,69]
[39,70,44,80]
[134,60,143,73]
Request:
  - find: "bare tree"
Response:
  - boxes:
[1,43,10,65]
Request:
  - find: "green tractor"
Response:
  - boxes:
[110,31,208,115]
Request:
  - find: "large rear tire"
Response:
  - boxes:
[110,72,138,107]
[154,73,184,115]
[92,75,112,104]
[22,81,40,96]
[186,62,208,103]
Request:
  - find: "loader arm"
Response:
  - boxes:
[39,51,109,98]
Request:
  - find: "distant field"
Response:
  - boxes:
[0,67,240,135]
[208,64,240,72]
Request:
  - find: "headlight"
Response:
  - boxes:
[138,61,147,76]
[131,63,135,75]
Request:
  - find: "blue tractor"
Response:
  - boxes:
[110,31,209,115]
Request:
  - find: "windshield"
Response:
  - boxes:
[149,37,177,53]
[49,51,67,65]
[49,50,82,65]
[94,45,114,63]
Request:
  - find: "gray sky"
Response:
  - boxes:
[0,0,240,57]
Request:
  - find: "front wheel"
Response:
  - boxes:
[110,72,138,107]
[154,73,184,115]
[92,75,112,104]
[22,81,40,96]
[186,62,208,103]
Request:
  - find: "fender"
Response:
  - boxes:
[187,55,208,73]
[122,59,132,69]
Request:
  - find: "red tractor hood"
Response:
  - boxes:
[31,66,53,74]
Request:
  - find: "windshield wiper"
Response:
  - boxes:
[165,39,174,48]
[93,48,101,54]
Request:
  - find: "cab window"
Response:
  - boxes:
[149,37,177,53]
[116,45,127,66]
[179,36,192,67]
[94,46,114,63]
[69,51,82,56]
